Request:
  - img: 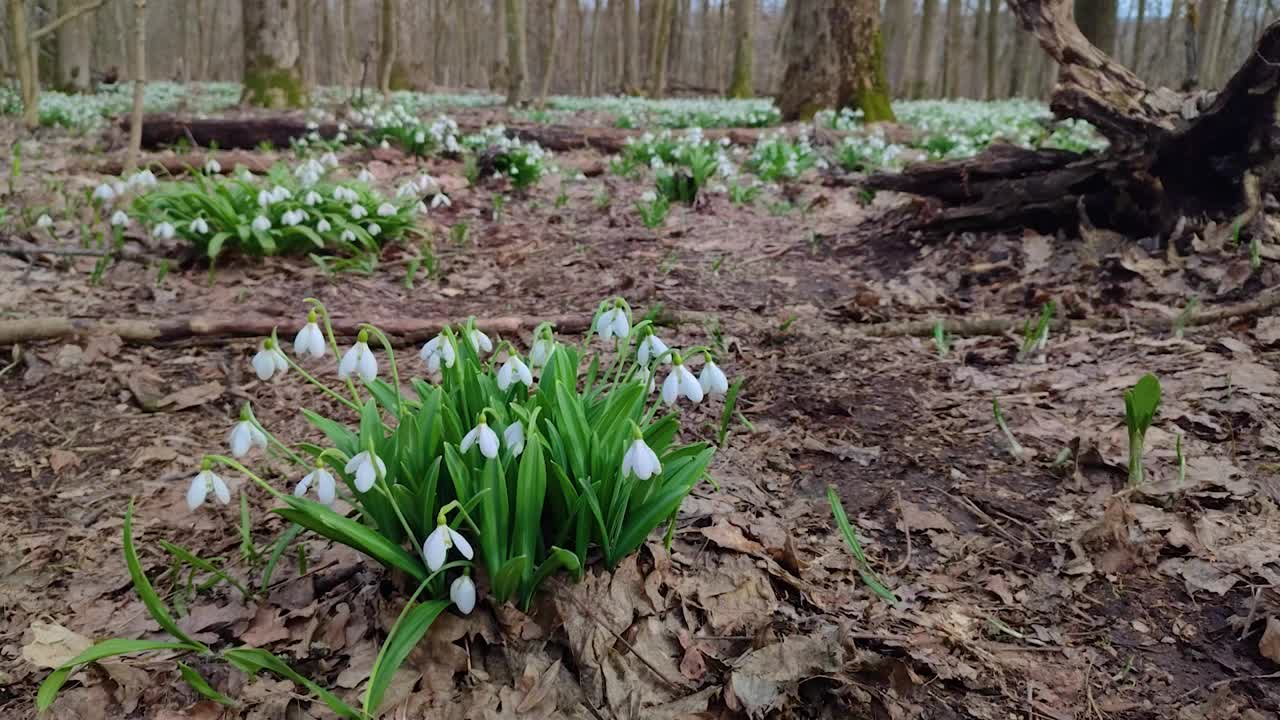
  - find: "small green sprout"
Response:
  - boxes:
[635,191,669,229]
[1250,233,1262,271]
[1123,373,1161,487]
[1017,301,1055,363]
[933,320,951,357]
[827,486,899,605]
[1173,296,1198,339]
[992,398,1024,459]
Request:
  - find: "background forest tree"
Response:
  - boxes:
[3,0,1272,109]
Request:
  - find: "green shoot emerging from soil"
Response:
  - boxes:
[992,398,1024,460]
[1017,301,1054,363]
[932,320,951,357]
[827,486,898,605]
[1124,373,1162,487]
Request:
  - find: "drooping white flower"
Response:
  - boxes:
[423,523,474,572]
[187,469,230,511]
[333,186,358,203]
[228,420,268,458]
[251,215,272,232]
[379,140,390,149]
[451,575,476,614]
[252,340,289,380]
[595,306,630,340]
[110,210,130,227]
[662,360,704,406]
[127,169,157,188]
[376,202,396,217]
[699,360,729,397]
[151,222,176,241]
[419,335,456,373]
[357,169,375,183]
[504,421,525,457]
[460,418,500,459]
[344,450,386,492]
[349,203,368,219]
[416,201,428,215]
[190,217,209,234]
[637,333,669,366]
[497,355,533,391]
[366,222,381,236]
[529,336,554,368]
[640,190,657,203]
[469,329,493,354]
[281,209,302,226]
[204,158,222,174]
[320,151,339,168]
[417,174,439,193]
[430,192,451,209]
[413,130,427,145]
[258,189,274,207]
[293,316,327,359]
[338,337,378,383]
[36,214,53,229]
[93,183,117,204]
[622,436,662,480]
[340,229,357,243]
[271,186,291,203]
[316,218,332,233]
[637,366,656,394]
[304,190,323,206]
[294,466,337,505]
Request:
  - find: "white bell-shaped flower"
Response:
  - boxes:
[190,217,209,234]
[187,469,230,511]
[637,366,656,394]
[662,360,704,406]
[228,420,268,458]
[271,186,291,203]
[36,214,53,229]
[699,360,729,397]
[344,450,386,492]
[431,192,451,209]
[419,334,456,373]
[204,158,221,174]
[366,222,381,237]
[251,215,272,232]
[349,204,368,219]
[622,436,662,480]
[293,317,327,359]
[295,467,337,506]
[110,210,130,226]
[357,169,375,183]
[504,421,525,457]
[321,152,339,168]
[595,306,630,340]
[451,575,477,615]
[637,333,669,366]
[497,355,533,391]
[93,183,117,204]
[423,523,474,572]
[413,130,427,145]
[257,190,274,207]
[376,202,396,217]
[338,336,378,383]
[316,218,332,233]
[304,190,323,206]
[252,340,289,380]
[340,229,356,243]
[469,329,493,354]
[529,337,554,368]
[460,418,500,459]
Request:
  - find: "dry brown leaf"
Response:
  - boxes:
[700,520,767,557]
[898,500,956,533]
[49,449,81,474]
[726,625,843,718]
[1258,617,1280,664]
[22,620,92,668]
[156,381,224,412]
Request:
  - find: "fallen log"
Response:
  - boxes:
[865,3,1280,240]
[91,149,276,176]
[122,114,339,150]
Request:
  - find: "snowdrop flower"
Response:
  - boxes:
[431,192,451,209]
[640,190,657,203]
[333,186,354,202]
[258,189,274,207]
[36,214,53,229]
[293,311,327,359]
[304,190,323,206]
[637,366,656,394]
[423,521,473,572]
[204,158,221,174]
[92,183,116,204]
[379,140,390,150]
[252,338,289,380]
[377,202,396,217]
[699,358,729,397]
[595,303,630,341]
[397,183,418,199]
[251,215,271,232]
[637,332,669,366]
[316,218,331,233]
[413,130,426,145]
[529,328,555,368]
[282,209,303,226]
[451,575,476,614]
[357,169,374,183]
[190,217,209,234]
[416,201,429,215]
[340,229,356,243]
[344,450,386,492]
[110,210,130,227]
[349,203,368,219]
[128,169,157,188]
[320,152,339,168]
[271,186,291,203]
[662,356,704,406]
[336,132,348,143]
[187,467,230,511]
[460,417,500,458]
[294,466,337,506]
[622,432,662,480]
[504,421,525,457]
[420,334,456,373]
[469,328,493,354]
[417,174,438,193]
[228,419,268,458]
[338,330,377,383]
[497,355,533,391]
[366,222,381,237]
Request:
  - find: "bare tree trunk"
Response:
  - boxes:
[941,0,961,96]
[587,0,603,93]
[573,0,585,94]
[378,0,396,99]
[56,0,94,92]
[773,0,796,94]
[912,0,938,97]
[647,0,672,96]
[700,0,714,89]
[985,0,998,98]
[726,0,753,97]
[1131,0,1147,70]
[883,0,913,93]
[1008,25,1031,95]
[242,0,304,107]
[504,0,527,104]
[1209,0,1237,84]
[8,0,39,129]
[1076,0,1118,54]
[124,0,146,175]
[1185,0,1201,88]
[620,0,638,90]
[538,0,560,106]
[715,0,728,93]
[777,0,894,121]
[298,0,315,93]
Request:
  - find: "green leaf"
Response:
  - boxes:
[159,540,251,599]
[363,598,449,716]
[491,555,529,603]
[717,377,745,446]
[261,523,305,593]
[302,409,359,455]
[178,661,238,707]
[478,456,509,580]
[223,647,362,720]
[522,547,580,608]
[827,486,899,605]
[206,231,230,260]
[273,497,427,583]
[513,428,547,583]
[1124,373,1161,436]
[123,499,206,650]
[38,639,200,711]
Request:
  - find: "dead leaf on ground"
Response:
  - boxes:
[22,620,92,668]
[156,381,225,412]
[1258,617,1280,664]
[726,625,844,718]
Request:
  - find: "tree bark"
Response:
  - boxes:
[716,0,728,93]
[985,0,1000,98]
[1008,25,1031,96]
[1075,0,1118,55]
[1131,0,1147,71]
[621,0,638,90]
[538,0,560,106]
[941,0,961,96]
[912,0,939,98]
[242,0,305,107]
[504,0,527,105]
[588,0,604,93]
[124,0,145,175]
[55,0,93,92]
[648,0,673,97]
[8,0,39,129]
[777,0,894,122]
[726,0,753,97]
[378,0,396,100]
[883,0,913,93]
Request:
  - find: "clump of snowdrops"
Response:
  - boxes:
[463,126,550,190]
[40,298,731,717]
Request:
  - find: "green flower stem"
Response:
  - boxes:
[244,408,308,468]
[305,297,362,407]
[206,455,290,502]
[280,351,361,413]
[361,324,405,417]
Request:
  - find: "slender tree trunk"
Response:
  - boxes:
[124,0,145,174]
[700,0,714,89]
[9,0,39,129]
[985,0,999,97]
[1185,0,1200,88]
[573,0,585,94]
[1008,25,1030,95]
[941,0,961,96]
[538,0,560,105]
[773,0,796,94]
[716,0,728,93]
[1075,0,1118,54]
[378,0,396,99]
[504,0,527,104]
[648,0,673,96]
[726,0,753,97]
[913,0,939,97]
[669,0,687,89]
[242,0,304,107]
[298,0,315,93]
[883,0,913,93]
[587,0,603,93]
[621,0,638,90]
[777,0,894,121]
[342,0,355,85]
[56,0,93,92]
[1209,0,1237,84]
[1131,0,1147,70]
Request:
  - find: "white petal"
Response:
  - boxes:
[294,471,314,497]
[357,345,378,382]
[338,346,359,378]
[187,473,208,510]
[497,362,514,390]
[211,474,231,504]
[252,351,275,380]
[229,423,252,457]
[315,469,337,505]
[595,310,614,339]
[355,458,377,492]
[622,443,637,478]
[515,358,532,386]
[424,527,448,571]
[273,350,289,372]
[447,527,474,559]
[460,427,479,453]
[662,372,679,405]
[478,426,499,458]
[250,425,268,449]
[344,451,364,474]
[451,575,477,614]
[504,422,525,456]
[613,312,630,338]
[680,366,704,403]
[643,444,663,478]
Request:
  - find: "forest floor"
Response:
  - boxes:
[3,108,1280,720]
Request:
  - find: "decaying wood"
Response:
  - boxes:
[866,0,1280,240]
[92,150,275,176]
[123,114,338,150]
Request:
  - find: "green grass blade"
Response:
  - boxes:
[158,540,251,599]
[123,499,207,650]
[223,647,362,720]
[38,639,200,711]
[178,661,238,706]
[827,486,899,605]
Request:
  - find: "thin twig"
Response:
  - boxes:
[888,490,913,575]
